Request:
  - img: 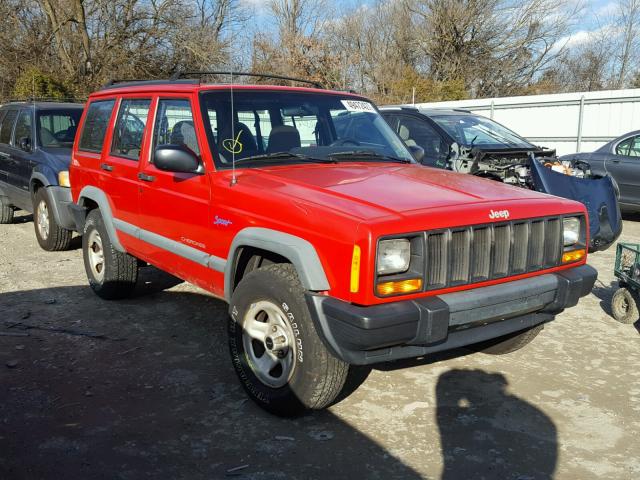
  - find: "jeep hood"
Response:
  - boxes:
[243,163,577,220]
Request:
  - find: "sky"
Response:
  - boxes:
[237,0,621,50]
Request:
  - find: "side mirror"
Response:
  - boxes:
[407,145,425,163]
[19,137,31,152]
[154,145,200,173]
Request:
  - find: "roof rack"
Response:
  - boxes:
[171,71,324,89]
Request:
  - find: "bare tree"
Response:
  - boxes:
[614,0,640,88]
[410,0,579,96]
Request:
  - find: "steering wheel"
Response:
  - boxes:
[53,130,70,142]
[330,138,361,147]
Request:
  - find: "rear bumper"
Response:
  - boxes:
[47,186,75,231]
[306,264,597,365]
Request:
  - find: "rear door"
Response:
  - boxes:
[0,108,21,208]
[75,96,152,239]
[135,95,214,287]
[102,96,153,229]
[607,134,640,205]
[0,109,9,184]
[0,108,18,189]
[11,107,36,196]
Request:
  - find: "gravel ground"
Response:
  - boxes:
[1,211,639,480]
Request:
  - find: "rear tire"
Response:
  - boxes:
[469,324,544,355]
[228,263,349,416]
[611,287,639,324]
[0,196,14,224]
[82,209,138,300]
[33,188,73,251]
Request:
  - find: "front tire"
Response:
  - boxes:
[0,196,14,224]
[228,263,349,416]
[611,287,639,324]
[469,324,544,355]
[82,209,138,300]
[33,188,73,251]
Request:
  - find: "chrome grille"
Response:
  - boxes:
[424,216,564,291]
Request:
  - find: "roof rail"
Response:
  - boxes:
[100,79,199,90]
[171,71,324,89]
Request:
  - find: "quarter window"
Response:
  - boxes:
[78,100,115,152]
[0,110,18,145]
[111,99,151,160]
[153,99,200,157]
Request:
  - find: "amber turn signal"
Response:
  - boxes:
[377,278,423,296]
[562,248,586,264]
[350,245,361,293]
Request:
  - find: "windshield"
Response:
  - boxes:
[37,108,83,148]
[430,114,535,149]
[200,91,414,168]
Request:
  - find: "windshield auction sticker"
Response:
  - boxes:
[341,100,376,113]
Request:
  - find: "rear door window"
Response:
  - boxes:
[78,100,116,153]
[615,135,640,157]
[13,109,33,147]
[0,110,18,145]
[111,99,152,160]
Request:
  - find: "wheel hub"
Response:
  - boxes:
[36,200,50,240]
[241,301,296,388]
[87,229,105,282]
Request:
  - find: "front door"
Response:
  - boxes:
[608,134,640,205]
[136,96,215,292]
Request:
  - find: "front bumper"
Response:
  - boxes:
[306,264,597,365]
[47,186,76,231]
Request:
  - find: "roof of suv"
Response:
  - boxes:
[0,101,84,110]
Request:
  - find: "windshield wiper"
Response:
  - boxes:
[329,150,413,163]
[233,152,337,165]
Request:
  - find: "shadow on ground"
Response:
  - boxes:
[0,271,559,479]
[591,279,618,317]
[436,369,557,479]
[0,278,423,479]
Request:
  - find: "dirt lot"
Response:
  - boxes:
[1,211,639,480]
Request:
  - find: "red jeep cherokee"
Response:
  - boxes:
[69,77,597,416]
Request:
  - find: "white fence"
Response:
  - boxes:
[408,89,640,155]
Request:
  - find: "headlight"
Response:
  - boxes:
[563,217,580,246]
[377,239,410,275]
[58,170,70,187]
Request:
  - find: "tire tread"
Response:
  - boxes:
[261,263,348,409]
[0,198,13,224]
[33,188,73,251]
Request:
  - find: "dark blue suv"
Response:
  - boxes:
[0,101,84,250]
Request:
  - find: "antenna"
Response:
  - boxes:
[230,69,237,186]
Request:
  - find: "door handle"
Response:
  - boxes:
[611,159,620,163]
[100,163,114,171]
[138,172,156,182]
